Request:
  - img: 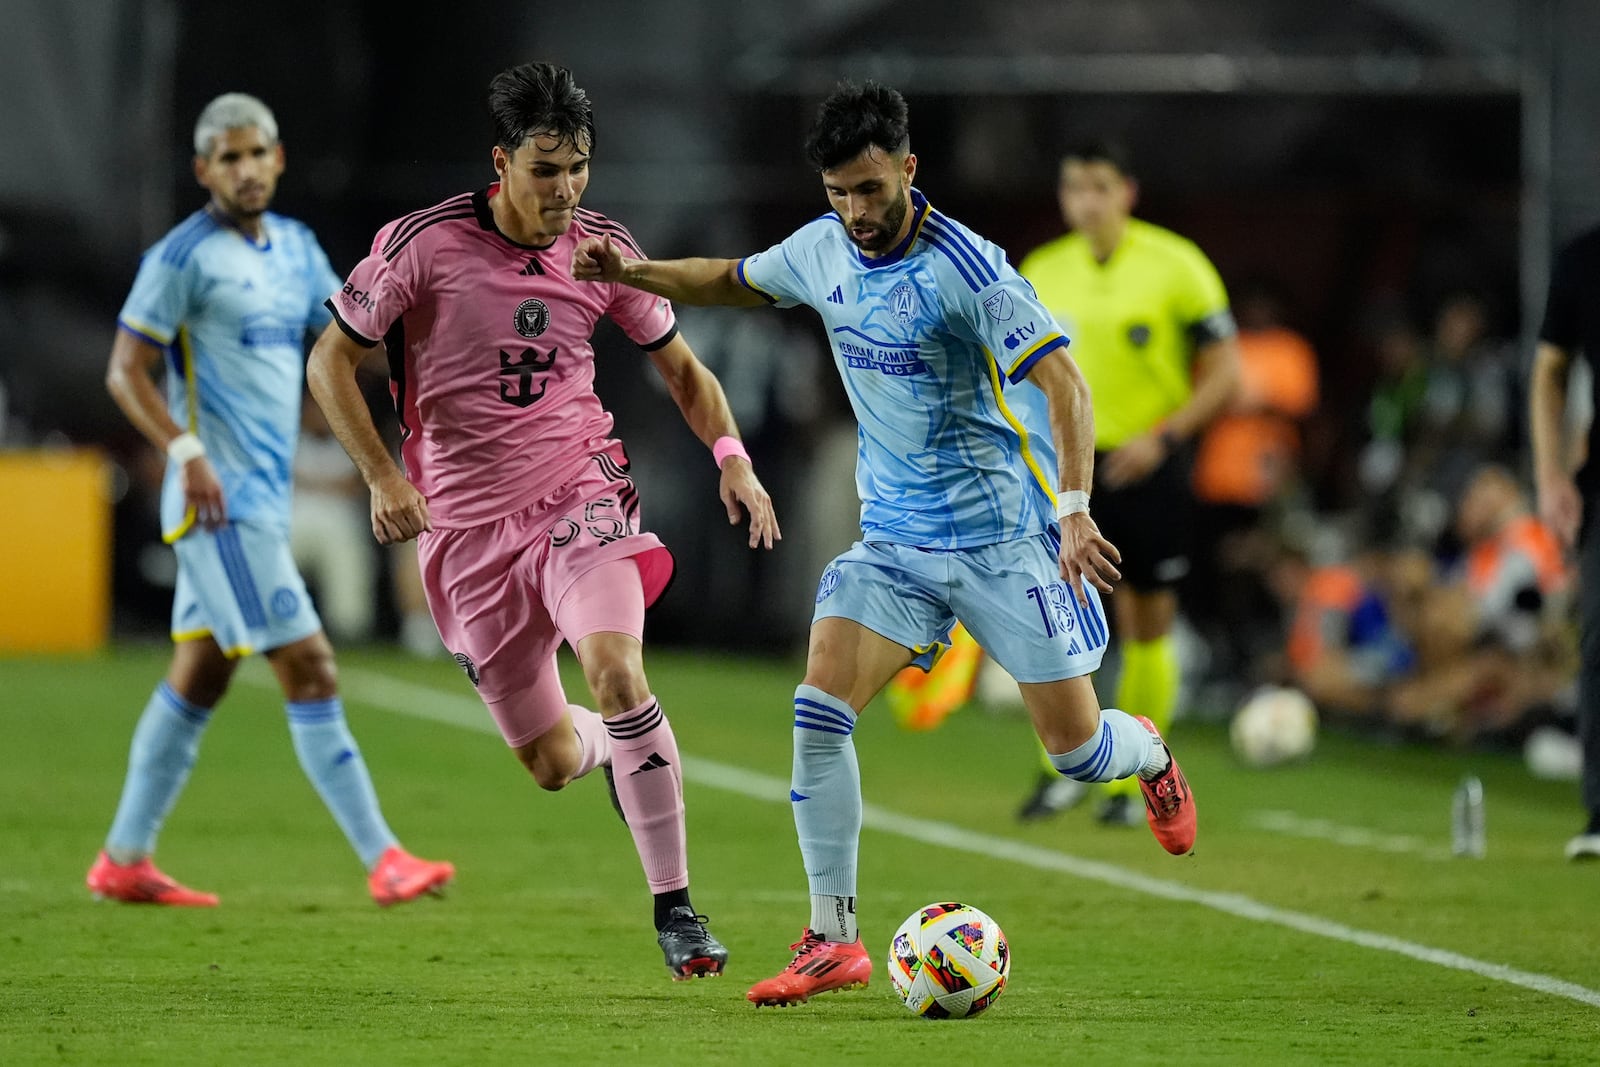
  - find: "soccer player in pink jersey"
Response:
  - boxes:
[307,62,780,980]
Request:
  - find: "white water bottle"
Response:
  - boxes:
[1451,775,1486,858]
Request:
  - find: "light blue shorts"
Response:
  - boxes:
[171,520,322,657]
[811,533,1110,684]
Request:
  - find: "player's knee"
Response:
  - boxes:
[272,639,338,703]
[585,660,649,715]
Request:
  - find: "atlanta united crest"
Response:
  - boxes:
[891,282,917,325]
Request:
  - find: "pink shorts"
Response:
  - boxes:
[417,449,675,745]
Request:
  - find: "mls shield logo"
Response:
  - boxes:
[891,282,917,326]
[983,290,1014,322]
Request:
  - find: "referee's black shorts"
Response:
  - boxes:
[1090,449,1193,591]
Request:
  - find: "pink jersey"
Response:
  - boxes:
[327,185,677,528]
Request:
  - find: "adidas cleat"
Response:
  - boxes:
[657,906,728,980]
[746,930,872,1007]
[1134,716,1197,855]
[86,851,218,907]
[368,846,455,907]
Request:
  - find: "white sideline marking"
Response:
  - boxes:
[1248,809,1454,861]
[257,665,1600,1009]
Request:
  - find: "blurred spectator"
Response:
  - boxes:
[1456,464,1571,651]
[1187,277,1319,689]
[1407,290,1520,520]
[1356,306,1430,544]
[1359,290,1518,551]
[290,391,378,643]
[1275,547,1416,720]
[1269,470,1575,746]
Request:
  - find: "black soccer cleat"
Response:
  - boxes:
[601,763,627,825]
[1016,771,1089,822]
[657,906,728,980]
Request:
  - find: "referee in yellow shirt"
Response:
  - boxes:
[1019,141,1240,823]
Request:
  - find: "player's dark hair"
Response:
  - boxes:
[1061,140,1135,178]
[487,62,595,155]
[804,80,909,171]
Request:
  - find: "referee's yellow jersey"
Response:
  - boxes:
[1019,217,1234,450]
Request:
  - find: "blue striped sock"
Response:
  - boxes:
[1048,708,1155,783]
[105,683,213,862]
[791,684,861,939]
[286,698,396,869]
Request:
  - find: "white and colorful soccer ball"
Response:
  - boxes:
[888,901,1010,1019]
[1230,685,1318,767]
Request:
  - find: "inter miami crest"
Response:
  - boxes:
[453,652,481,687]
[514,298,550,338]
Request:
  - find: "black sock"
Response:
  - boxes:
[654,888,693,930]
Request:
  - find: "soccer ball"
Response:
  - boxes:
[1230,685,1318,767]
[888,902,1010,1019]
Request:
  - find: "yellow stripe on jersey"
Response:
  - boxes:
[119,315,174,346]
[162,326,201,544]
[1006,332,1067,380]
[983,348,1056,508]
[735,257,778,302]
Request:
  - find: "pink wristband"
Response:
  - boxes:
[712,435,750,468]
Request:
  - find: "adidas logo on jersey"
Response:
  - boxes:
[519,257,545,276]
[629,752,671,775]
[827,285,844,304]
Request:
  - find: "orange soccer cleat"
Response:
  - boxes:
[367,846,455,907]
[746,931,873,1007]
[1134,716,1197,855]
[86,851,219,907]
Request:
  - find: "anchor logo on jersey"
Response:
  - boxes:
[498,346,557,408]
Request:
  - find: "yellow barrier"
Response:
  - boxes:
[0,449,112,652]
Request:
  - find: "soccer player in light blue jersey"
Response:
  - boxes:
[86,93,453,908]
[573,80,1200,1007]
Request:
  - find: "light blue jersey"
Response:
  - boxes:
[738,189,1068,549]
[118,208,342,542]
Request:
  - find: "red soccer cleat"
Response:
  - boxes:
[367,846,455,907]
[746,931,873,1007]
[1134,716,1197,855]
[86,851,219,907]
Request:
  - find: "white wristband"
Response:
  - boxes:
[166,432,206,466]
[1056,490,1090,519]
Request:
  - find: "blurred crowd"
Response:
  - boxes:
[1181,281,1582,756]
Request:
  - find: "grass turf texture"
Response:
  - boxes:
[3,645,1598,1065]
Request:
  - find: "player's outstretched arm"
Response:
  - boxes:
[306,322,431,545]
[572,233,767,308]
[647,333,780,549]
[106,328,227,529]
[1024,349,1121,604]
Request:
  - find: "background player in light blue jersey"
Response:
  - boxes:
[574,80,1199,1006]
[87,93,453,908]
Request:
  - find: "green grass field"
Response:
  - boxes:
[4,645,1600,1065]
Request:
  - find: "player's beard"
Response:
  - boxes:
[217,185,270,222]
[847,187,909,254]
